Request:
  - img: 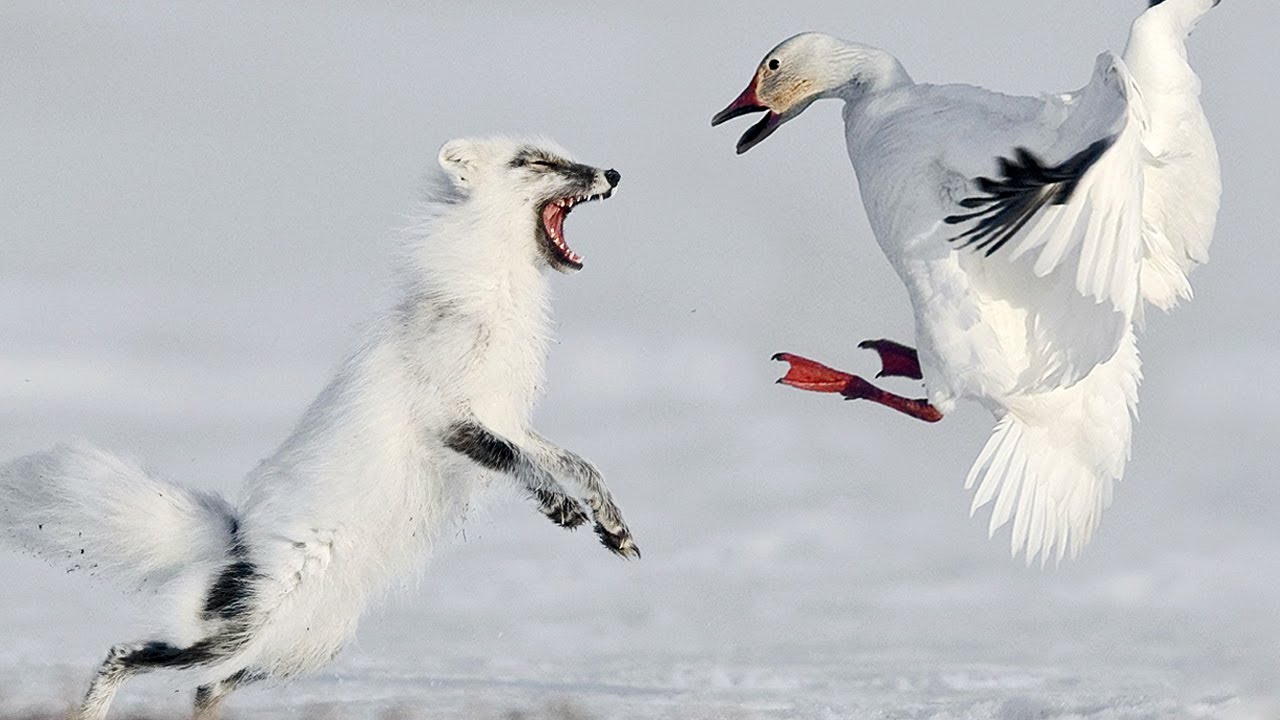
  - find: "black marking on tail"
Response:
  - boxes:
[204,555,255,620]
[444,421,519,473]
[203,517,257,621]
[944,136,1116,257]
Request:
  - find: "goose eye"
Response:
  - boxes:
[768,58,780,71]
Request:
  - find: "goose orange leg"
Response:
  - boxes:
[772,349,943,423]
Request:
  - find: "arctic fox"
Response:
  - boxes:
[0,136,638,720]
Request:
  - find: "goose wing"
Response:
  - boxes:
[1124,0,1222,310]
[942,52,1148,390]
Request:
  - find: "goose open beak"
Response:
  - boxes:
[712,79,783,154]
[712,80,766,125]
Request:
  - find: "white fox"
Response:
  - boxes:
[0,136,638,720]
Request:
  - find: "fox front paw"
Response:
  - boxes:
[531,488,590,529]
[593,515,640,559]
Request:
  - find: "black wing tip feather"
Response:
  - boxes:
[945,135,1117,257]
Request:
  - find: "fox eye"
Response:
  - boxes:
[768,58,780,71]
[529,159,556,169]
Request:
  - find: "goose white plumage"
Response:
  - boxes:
[713,0,1222,564]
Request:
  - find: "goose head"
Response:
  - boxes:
[712,32,909,153]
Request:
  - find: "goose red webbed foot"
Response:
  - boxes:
[857,338,923,379]
[772,352,944,423]
[771,352,856,393]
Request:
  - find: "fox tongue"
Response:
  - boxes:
[542,202,566,239]
[541,202,581,265]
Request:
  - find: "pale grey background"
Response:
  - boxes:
[1,1,1277,718]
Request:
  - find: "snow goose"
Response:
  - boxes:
[712,0,1222,564]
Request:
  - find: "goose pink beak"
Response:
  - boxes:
[712,79,766,126]
[712,78,783,154]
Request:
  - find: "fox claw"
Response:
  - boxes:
[595,522,641,559]
[533,489,590,529]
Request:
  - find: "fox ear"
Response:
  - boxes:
[438,139,478,187]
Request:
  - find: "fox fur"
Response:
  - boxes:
[0,136,637,720]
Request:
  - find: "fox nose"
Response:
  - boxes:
[604,169,621,188]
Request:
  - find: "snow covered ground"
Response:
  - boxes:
[2,1,1278,718]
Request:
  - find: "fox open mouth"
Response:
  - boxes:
[540,190,611,272]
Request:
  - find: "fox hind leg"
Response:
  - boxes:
[76,632,250,720]
[193,668,258,720]
[76,643,138,720]
[77,640,213,720]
